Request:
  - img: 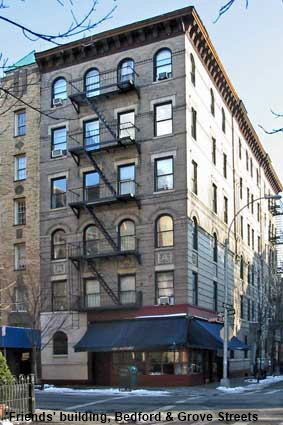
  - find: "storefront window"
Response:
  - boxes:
[187,349,203,374]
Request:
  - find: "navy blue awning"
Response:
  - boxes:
[75,317,189,352]
[0,327,41,349]
[188,319,248,351]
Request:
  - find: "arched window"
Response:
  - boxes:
[210,88,215,116]
[156,215,174,248]
[119,219,136,251]
[213,233,218,262]
[118,58,135,85]
[190,54,195,86]
[192,217,198,251]
[52,77,67,104]
[53,331,68,355]
[84,68,100,97]
[51,229,66,260]
[240,255,244,280]
[83,224,100,256]
[154,48,172,81]
[222,107,226,133]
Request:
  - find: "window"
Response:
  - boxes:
[251,265,255,286]
[154,102,173,137]
[190,54,195,85]
[247,188,250,207]
[154,48,172,81]
[51,177,66,209]
[240,216,243,239]
[156,215,173,248]
[83,171,99,203]
[53,331,68,355]
[52,281,67,311]
[251,194,254,214]
[230,350,234,359]
[191,107,197,140]
[155,157,174,192]
[239,139,242,159]
[223,153,227,178]
[118,58,135,85]
[118,164,135,196]
[213,233,218,263]
[212,183,217,213]
[156,271,174,301]
[257,203,260,222]
[240,256,244,279]
[84,119,99,150]
[192,271,198,305]
[213,281,218,312]
[83,225,100,256]
[212,138,216,165]
[14,243,26,270]
[119,219,136,251]
[246,150,249,171]
[14,198,26,225]
[250,159,253,177]
[15,110,26,136]
[252,229,254,250]
[256,169,260,186]
[51,127,67,154]
[240,295,244,319]
[85,279,100,308]
[224,196,228,224]
[258,236,261,253]
[119,275,136,304]
[252,301,255,321]
[84,68,100,97]
[221,108,226,133]
[247,299,251,321]
[239,178,243,200]
[51,230,66,260]
[14,155,26,181]
[192,160,198,195]
[13,286,27,312]
[192,217,198,251]
[247,263,251,284]
[210,89,215,116]
[118,110,135,140]
[247,224,250,246]
[52,78,67,104]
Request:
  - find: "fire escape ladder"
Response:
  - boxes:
[85,152,117,197]
[86,98,119,142]
[86,206,119,252]
[87,261,121,305]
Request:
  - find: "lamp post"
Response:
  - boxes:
[220,193,281,387]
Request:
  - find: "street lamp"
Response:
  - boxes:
[221,193,282,387]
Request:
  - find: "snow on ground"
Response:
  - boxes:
[37,385,169,396]
[217,375,283,394]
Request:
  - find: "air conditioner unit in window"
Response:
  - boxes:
[161,185,170,191]
[53,98,63,107]
[52,149,66,158]
[158,72,171,81]
[158,296,174,305]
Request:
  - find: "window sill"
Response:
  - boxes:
[51,258,67,263]
[14,179,26,183]
[153,189,175,195]
[14,268,26,272]
[53,355,68,358]
[153,133,174,140]
[14,134,26,138]
[152,78,173,85]
[50,155,68,161]
[155,246,174,251]
[13,224,26,227]
[49,207,68,212]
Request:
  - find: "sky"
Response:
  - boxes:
[1,0,283,182]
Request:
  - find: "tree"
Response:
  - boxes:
[0,352,13,384]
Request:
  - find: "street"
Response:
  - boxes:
[35,380,283,424]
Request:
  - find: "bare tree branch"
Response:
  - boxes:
[214,0,249,23]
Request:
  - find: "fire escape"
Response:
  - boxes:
[68,65,141,309]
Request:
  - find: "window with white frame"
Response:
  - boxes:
[154,102,173,137]
[119,275,136,304]
[51,177,66,209]
[52,77,67,104]
[15,110,26,136]
[154,48,172,81]
[13,286,27,312]
[118,110,135,140]
[14,243,26,270]
[14,155,26,181]
[51,127,67,155]
[14,198,26,225]
[155,156,174,192]
[85,279,100,308]
[156,271,174,302]
[52,281,67,311]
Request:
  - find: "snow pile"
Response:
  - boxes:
[38,385,169,396]
[217,375,283,394]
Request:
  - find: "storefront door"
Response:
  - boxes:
[92,352,111,385]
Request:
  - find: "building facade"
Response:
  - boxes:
[0,53,41,375]
[36,7,282,386]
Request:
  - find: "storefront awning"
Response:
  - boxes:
[189,319,248,351]
[0,327,41,349]
[74,316,189,352]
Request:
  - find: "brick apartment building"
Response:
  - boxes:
[34,7,282,386]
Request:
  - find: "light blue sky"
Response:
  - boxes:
[1,0,283,181]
